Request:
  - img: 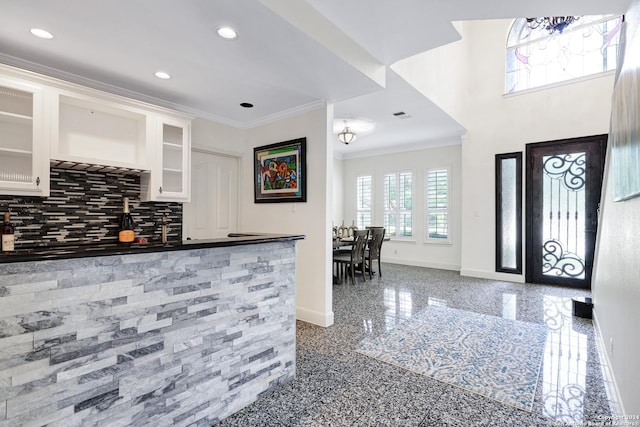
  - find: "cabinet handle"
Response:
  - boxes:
[36,177,40,186]
[159,186,163,194]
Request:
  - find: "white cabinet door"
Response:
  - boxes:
[51,91,149,170]
[141,115,191,202]
[0,77,49,196]
[183,151,239,240]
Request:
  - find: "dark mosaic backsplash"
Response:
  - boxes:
[0,168,182,249]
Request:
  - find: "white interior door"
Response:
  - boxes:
[183,150,239,240]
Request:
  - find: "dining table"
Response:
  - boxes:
[332,235,389,282]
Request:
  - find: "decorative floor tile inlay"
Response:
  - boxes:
[357,305,548,411]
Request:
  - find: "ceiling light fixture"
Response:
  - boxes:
[338,123,357,145]
[525,16,580,34]
[333,117,375,145]
[154,71,171,80]
[30,28,53,39]
[217,26,238,40]
[240,102,254,108]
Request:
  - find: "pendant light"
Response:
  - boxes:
[338,122,357,145]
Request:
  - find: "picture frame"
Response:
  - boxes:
[254,137,307,203]
[611,20,640,201]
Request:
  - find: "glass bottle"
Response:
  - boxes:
[118,198,135,244]
[1,211,15,252]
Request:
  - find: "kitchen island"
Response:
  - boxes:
[0,233,303,426]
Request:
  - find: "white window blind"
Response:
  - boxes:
[426,168,449,242]
[383,171,413,237]
[356,175,372,228]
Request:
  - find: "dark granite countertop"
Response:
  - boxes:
[0,233,305,264]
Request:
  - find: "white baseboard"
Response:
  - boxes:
[296,306,334,327]
[459,268,525,283]
[593,309,626,416]
[381,257,460,271]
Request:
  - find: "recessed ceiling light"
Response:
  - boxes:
[240,102,254,108]
[154,71,171,80]
[217,26,238,40]
[30,28,53,39]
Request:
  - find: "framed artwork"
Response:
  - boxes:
[611,20,640,201]
[254,137,306,203]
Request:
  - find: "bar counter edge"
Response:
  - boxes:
[0,232,305,264]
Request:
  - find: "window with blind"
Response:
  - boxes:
[426,168,450,242]
[356,175,372,228]
[383,171,413,237]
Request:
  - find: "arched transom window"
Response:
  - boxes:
[506,15,622,93]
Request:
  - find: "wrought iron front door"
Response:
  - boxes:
[526,135,607,288]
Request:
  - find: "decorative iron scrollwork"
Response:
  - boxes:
[543,153,586,191]
[542,239,585,278]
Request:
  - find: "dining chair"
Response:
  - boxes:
[334,223,358,254]
[333,228,369,284]
[365,226,385,279]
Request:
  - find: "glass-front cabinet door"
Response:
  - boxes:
[141,115,190,202]
[161,123,186,195]
[0,77,49,196]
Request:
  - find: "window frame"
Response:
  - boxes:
[356,174,373,229]
[495,152,523,274]
[425,166,451,245]
[383,170,414,239]
[505,15,622,94]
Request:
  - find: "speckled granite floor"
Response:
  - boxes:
[216,264,613,426]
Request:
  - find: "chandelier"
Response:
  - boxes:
[338,125,357,145]
[334,117,375,145]
[526,16,580,34]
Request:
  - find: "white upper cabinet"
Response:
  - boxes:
[0,76,49,197]
[50,90,149,171]
[140,115,191,202]
[0,64,192,201]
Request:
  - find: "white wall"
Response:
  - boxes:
[243,106,335,327]
[332,157,344,226]
[391,22,467,127]
[594,150,640,417]
[191,118,245,155]
[398,19,615,281]
[190,109,335,328]
[460,20,614,281]
[462,26,614,281]
[341,144,462,271]
[592,0,640,415]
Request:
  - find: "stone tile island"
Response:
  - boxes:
[0,233,303,426]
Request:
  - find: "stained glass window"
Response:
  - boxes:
[506,15,622,93]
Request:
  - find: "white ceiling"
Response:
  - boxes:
[0,0,630,158]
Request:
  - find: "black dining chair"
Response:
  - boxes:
[365,226,385,279]
[333,228,369,284]
[334,223,357,254]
